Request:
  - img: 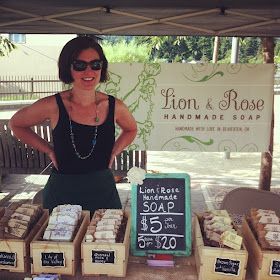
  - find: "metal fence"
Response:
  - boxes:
[0,74,279,101]
[0,75,64,100]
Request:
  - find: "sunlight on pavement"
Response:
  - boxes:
[11,191,37,200]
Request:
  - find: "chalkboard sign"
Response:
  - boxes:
[270,259,280,276]
[92,250,115,264]
[131,173,191,256]
[0,252,16,267]
[41,252,65,267]
[215,258,240,276]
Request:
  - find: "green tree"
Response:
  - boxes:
[102,39,150,62]
[0,36,15,56]
[135,36,217,62]
[239,37,262,63]
[275,39,280,65]
[104,35,278,64]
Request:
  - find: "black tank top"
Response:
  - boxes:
[52,93,115,174]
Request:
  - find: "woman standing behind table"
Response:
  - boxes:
[9,36,137,213]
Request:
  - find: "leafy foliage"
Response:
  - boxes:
[124,36,280,64]
[0,36,16,56]
[101,39,150,62]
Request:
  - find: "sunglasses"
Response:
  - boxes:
[72,59,103,71]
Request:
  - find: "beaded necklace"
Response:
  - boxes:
[68,90,99,160]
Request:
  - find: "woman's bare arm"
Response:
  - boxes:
[9,96,58,169]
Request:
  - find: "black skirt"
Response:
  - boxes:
[43,169,122,214]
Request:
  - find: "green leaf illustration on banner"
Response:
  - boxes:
[183,64,224,82]
[102,72,121,96]
[161,136,214,151]
[99,63,161,150]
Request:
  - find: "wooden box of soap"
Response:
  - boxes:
[242,218,280,280]
[30,210,90,276]
[0,207,48,273]
[81,210,130,277]
[194,215,248,280]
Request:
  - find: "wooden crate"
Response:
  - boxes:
[0,208,48,273]
[242,218,280,280]
[194,216,248,280]
[81,212,130,277]
[30,210,90,276]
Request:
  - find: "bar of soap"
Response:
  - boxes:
[96,224,118,231]
[102,214,123,221]
[104,209,124,216]
[15,207,37,216]
[48,214,78,226]
[43,229,73,241]
[7,219,28,230]
[11,212,32,222]
[7,226,27,238]
[94,230,116,239]
[97,219,121,226]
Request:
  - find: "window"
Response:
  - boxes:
[9,34,26,44]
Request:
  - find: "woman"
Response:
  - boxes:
[9,36,137,213]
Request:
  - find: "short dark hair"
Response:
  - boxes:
[58,36,109,84]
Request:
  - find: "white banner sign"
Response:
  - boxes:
[100,63,274,152]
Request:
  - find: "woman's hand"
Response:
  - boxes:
[108,152,116,169]
[47,150,58,170]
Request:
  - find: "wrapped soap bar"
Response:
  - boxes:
[8,218,29,227]
[52,210,80,221]
[94,230,116,239]
[7,219,28,230]
[264,223,280,232]
[204,221,233,232]
[15,206,37,216]
[255,209,276,216]
[97,219,121,226]
[258,236,280,250]
[220,230,243,250]
[264,231,280,241]
[250,209,279,224]
[256,223,280,232]
[33,273,60,280]
[96,224,119,231]
[102,214,123,221]
[11,212,32,222]
[48,214,78,226]
[258,214,279,224]
[7,226,27,238]
[45,224,76,232]
[204,215,232,225]
[43,229,73,241]
[52,204,82,218]
[104,209,124,216]
[52,204,82,212]
[21,203,42,210]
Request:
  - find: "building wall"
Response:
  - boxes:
[0,34,76,76]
